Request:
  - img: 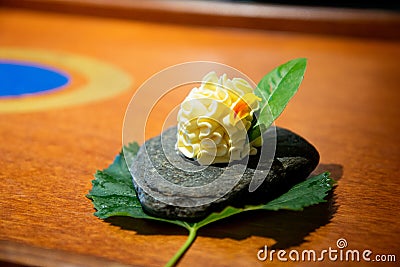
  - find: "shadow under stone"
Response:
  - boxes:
[200,189,337,249]
[106,186,338,250]
[105,216,188,236]
[313,163,343,181]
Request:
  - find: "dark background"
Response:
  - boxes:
[220,0,399,10]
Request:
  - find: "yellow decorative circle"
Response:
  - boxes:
[0,47,133,113]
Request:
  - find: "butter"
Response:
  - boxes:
[176,72,261,165]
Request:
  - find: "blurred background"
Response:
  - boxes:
[1,0,399,39]
[211,0,399,10]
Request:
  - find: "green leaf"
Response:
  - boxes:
[258,172,334,211]
[88,142,334,266]
[194,206,245,229]
[192,172,334,229]
[87,142,188,228]
[249,58,307,141]
[103,142,139,180]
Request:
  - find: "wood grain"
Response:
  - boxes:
[0,7,399,267]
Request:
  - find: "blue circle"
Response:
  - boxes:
[0,61,70,97]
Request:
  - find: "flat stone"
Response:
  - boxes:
[131,126,319,220]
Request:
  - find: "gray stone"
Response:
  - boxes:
[131,126,319,220]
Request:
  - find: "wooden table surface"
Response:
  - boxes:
[0,6,399,267]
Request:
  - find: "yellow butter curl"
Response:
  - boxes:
[176,72,261,165]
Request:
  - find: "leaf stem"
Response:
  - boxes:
[164,226,198,267]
